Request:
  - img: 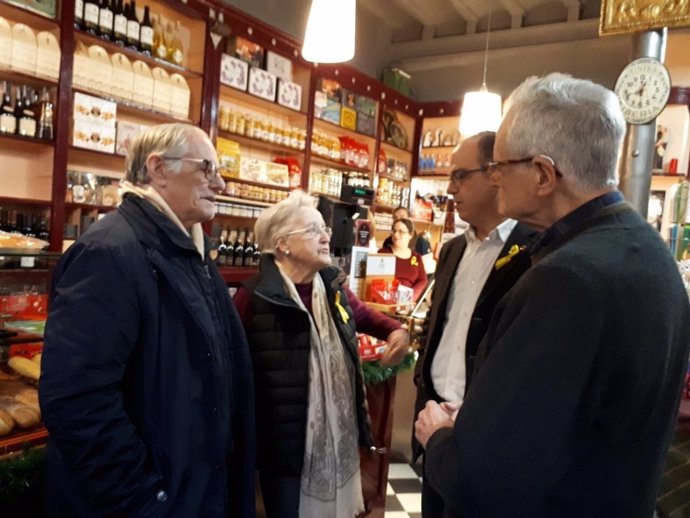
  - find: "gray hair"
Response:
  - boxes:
[501,73,626,190]
[255,190,317,254]
[125,123,209,184]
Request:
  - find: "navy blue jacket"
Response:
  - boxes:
[40,195,256,518]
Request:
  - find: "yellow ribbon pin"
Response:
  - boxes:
[335,292,350,323]
[494,244,524,270]
[410,256,418,267]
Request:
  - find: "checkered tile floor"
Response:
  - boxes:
[385,460,423,518]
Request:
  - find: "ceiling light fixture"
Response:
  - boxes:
[302,0,356,63]
[459,10,502,137]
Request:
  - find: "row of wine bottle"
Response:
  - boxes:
[215,227,260,268]
[0,81,54,140]
[75,0,184,65]
[0,209,50,242]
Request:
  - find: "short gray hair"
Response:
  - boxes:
[255,190,317,254]
[125,123,209,184]
[501,73,626,190]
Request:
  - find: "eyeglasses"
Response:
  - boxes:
[485,155,563,177]
[449,165,490,183]
[284,224,333,239]
[164,157,221,181]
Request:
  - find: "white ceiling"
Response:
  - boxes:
[357,0,636,101]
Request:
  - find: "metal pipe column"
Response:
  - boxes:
[619,29,667,217]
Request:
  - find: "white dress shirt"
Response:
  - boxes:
[431,219,517,403]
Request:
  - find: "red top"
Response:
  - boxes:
[377,247,428,300]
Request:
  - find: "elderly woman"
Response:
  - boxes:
[233,190,409,518]
[378,218,428,300]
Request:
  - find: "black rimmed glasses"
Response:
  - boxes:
[284,224,333,239]
[485,155,563,177]
[449,164,491,183]
[164,157,221,181]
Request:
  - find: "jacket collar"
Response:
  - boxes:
[118,195,210,258]
[254,254,345,307]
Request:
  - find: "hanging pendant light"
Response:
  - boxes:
[302,0,356,63]
[459,10,502,137]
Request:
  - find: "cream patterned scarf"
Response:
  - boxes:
[275,263,364,518]
[120,181,205,259]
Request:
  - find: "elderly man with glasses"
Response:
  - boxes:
[40,123,256,518]
[411,130,535,518]
[416,73,690,518]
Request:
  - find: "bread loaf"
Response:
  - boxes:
[0,408,14,436]
[14,389,40,418]
[0,396,40,429]
[8,356,41,380]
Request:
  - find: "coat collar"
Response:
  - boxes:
[118,195,210,258]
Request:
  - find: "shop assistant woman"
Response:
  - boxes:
[378,218,428,300]
[233,190,409,518]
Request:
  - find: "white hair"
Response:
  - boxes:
[501,73,626,190]
[254,190,317,254]
[125,123,210,184]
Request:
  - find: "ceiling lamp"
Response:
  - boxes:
[302,0,356,63]
[459,10,502,137]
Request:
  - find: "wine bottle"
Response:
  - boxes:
[168,20,183,65]
[152,14,167,60]
[216,228,228,266]
[18,86,36,138]
[113,0,127,46]
[233,228,246,267]
[38,88,54,140]
[252,241,261,267]
[98,0,114,40]
[243,232,255,267]
[126,1,141,51]
[0,81,16,135]
[139,6,153,55]
[75,0,85,30]
[225,228,237,267]
[83,0,100,35]
[37,217,50,242]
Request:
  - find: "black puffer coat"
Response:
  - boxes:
[242,255,373,476]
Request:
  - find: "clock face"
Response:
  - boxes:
[614,57,671,125]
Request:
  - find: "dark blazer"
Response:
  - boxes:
[412,222,535,460]
[40,196,256,518]
[423,203,690,517]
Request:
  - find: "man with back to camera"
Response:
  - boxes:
[411,131,536,518]
[40,123,256,518]
[415,73,690,517]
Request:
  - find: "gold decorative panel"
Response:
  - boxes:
[600,0,690,35]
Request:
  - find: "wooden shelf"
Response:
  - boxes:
[218,129,304,157]
[312,117,377,146]
[220,84,308,120]
[416,168,452,177]
[215,195,273,208]
[652,172,686,177]
[220,177,291,192]
[421,145,457,151]
[0,196,51,206]
[218,266,258,285]
[73,88,195,125]
[0,132,54,149]
[74,30,203,79]
[0,2,59,32]
[0,427,48,456]
[372,202,398,212]
[68,146,126,177]
[310,154,371,174]
[0,67,58,89]
[377,172,408,183]
[65,202,117,213]
[381,140,412,156]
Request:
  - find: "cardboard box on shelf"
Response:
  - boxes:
[72,120,116,154]
[277,79,302,111]
[220,54,249,91]
[341,106,357,131]
[230,36,265,68]
[217,137,241,179]
[248,66,277,102]
[356,113,375,137]
[73,92,117,127]
[355,95,377,118]
[116,121,145,156]
[266,51,292,81]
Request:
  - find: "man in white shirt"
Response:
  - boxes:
[412,131,535,518]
